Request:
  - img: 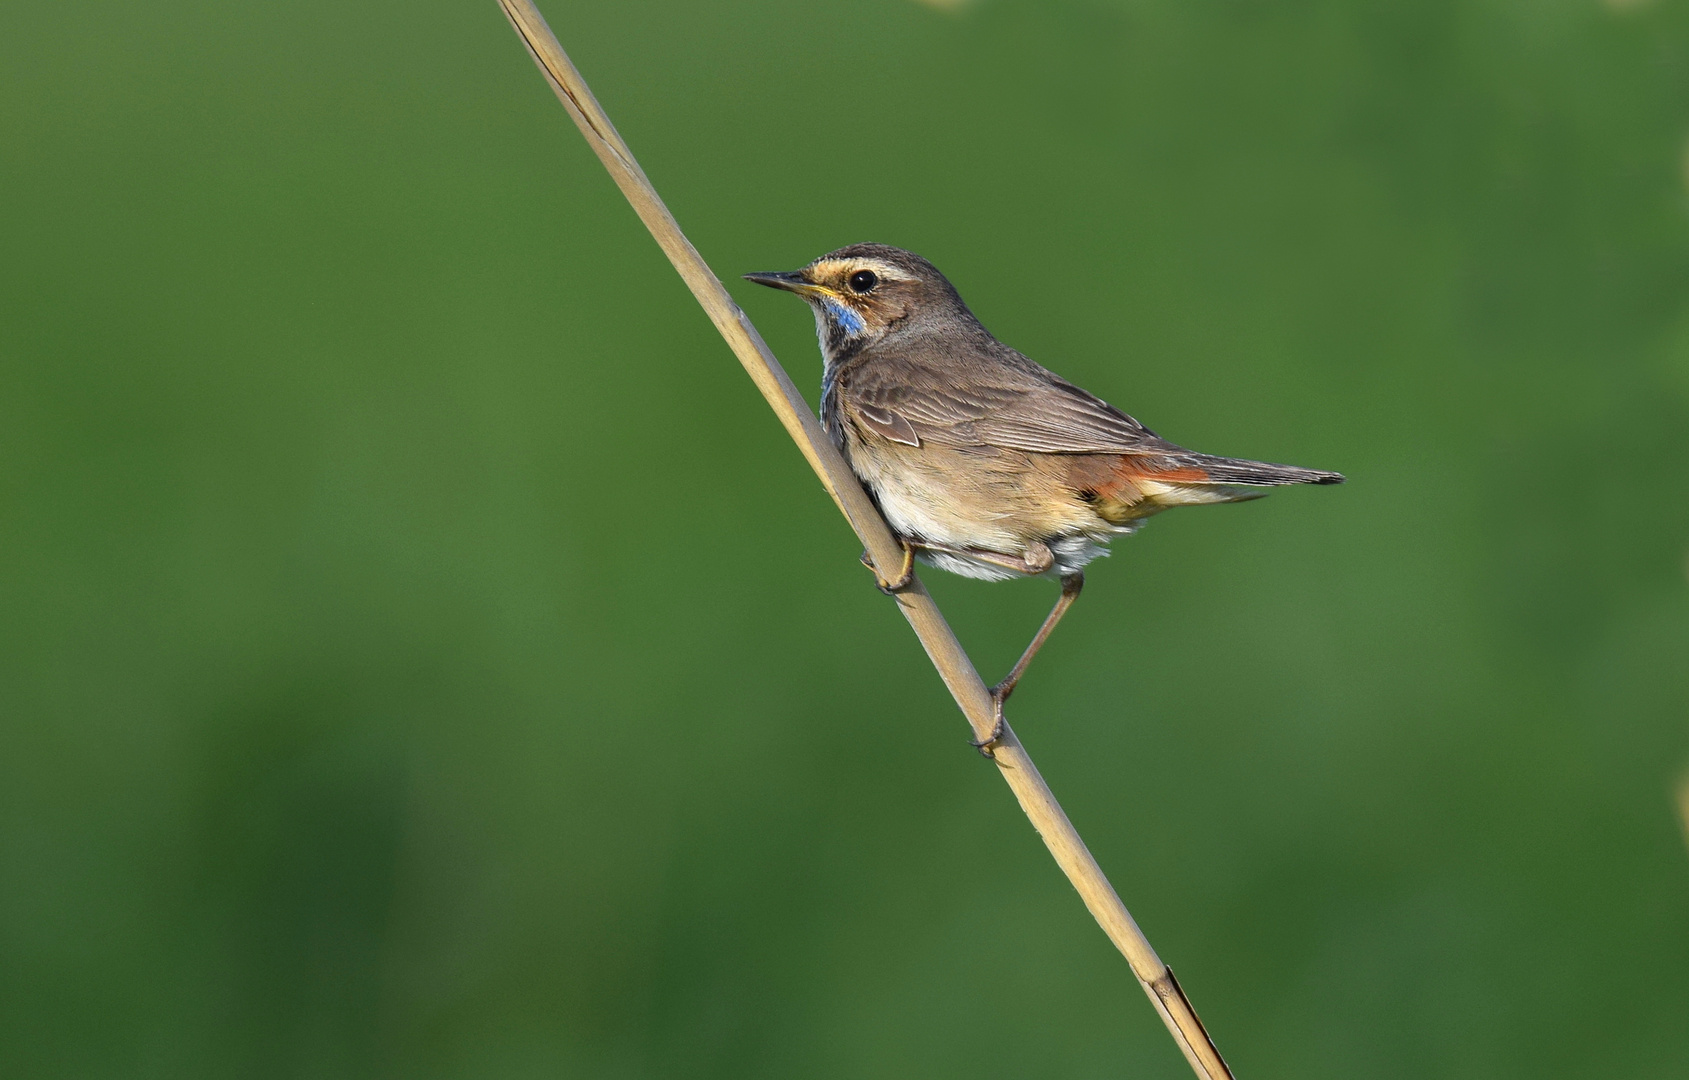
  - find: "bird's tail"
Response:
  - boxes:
[1091,451,1343,520]
[1183,453,1345,488]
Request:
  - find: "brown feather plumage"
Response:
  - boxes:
[746,243,1342,581]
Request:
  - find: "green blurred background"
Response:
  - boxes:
[4,0,1688,1076]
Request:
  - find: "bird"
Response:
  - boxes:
[745,243,1342,751]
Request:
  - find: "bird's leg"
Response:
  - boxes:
[860,537,916,594]
[973,571,1085,756]
[994,571,1085,705]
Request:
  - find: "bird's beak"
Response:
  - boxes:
[743,270,827,297]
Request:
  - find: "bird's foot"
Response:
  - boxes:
[971,683,1012,758]
[860,538,916,595]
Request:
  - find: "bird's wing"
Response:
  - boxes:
[845,351,1176,456]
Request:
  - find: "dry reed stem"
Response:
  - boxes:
[494,4,1234,1076]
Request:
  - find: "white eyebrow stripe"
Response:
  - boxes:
[808,259,915,282]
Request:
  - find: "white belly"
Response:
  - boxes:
[844,436,1134,582]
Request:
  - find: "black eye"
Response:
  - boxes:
[848,269,878,294]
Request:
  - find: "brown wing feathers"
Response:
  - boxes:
[845,359,1342,488]
[838,342,1343,535]
[855,403,921,446]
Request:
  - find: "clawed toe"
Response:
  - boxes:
[971,686,1010,757]
[860,540,916,594]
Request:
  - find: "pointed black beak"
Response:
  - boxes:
[743,270,814,294]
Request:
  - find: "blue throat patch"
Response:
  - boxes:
[821,298,865,337]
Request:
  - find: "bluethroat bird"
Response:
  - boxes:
[746,244,1342,750]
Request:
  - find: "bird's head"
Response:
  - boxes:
[745,243,976,361]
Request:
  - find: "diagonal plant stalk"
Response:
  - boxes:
[494,4,1234,1076]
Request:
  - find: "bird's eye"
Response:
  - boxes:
[848,269,878,294]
